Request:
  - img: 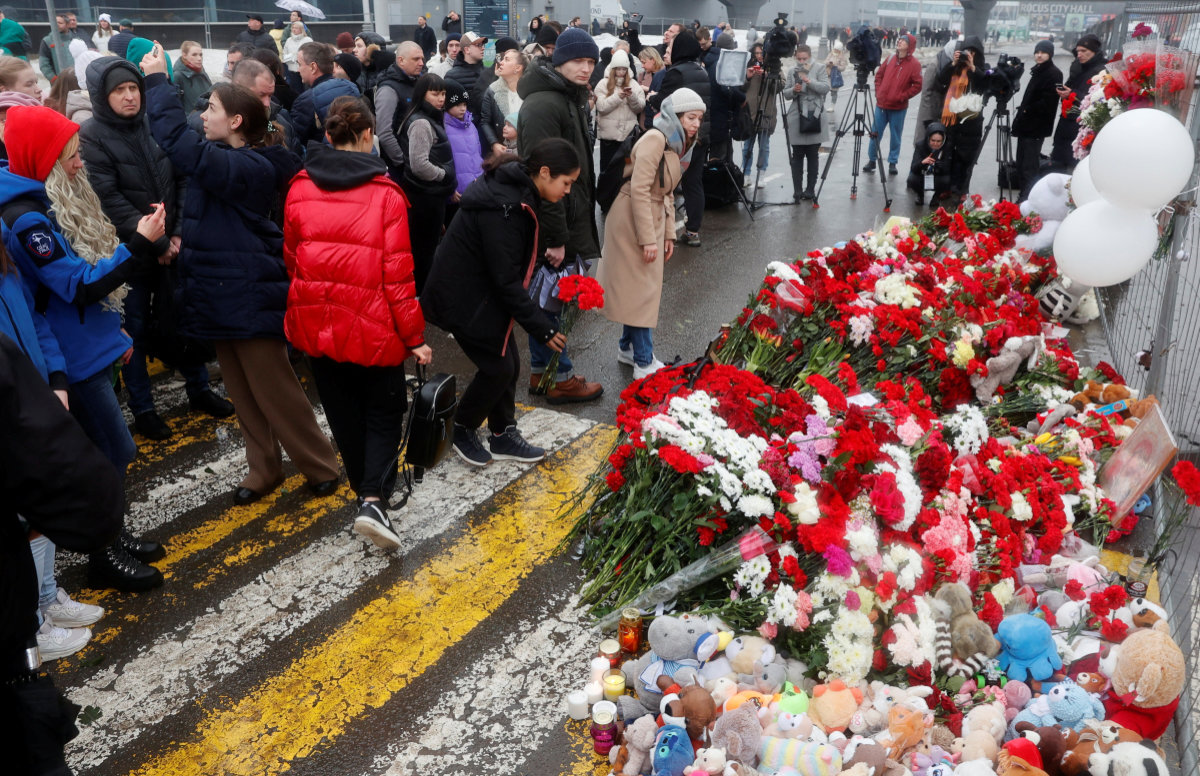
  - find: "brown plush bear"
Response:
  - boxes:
[1059,721,1155,776]
[1100,620,1185,740]
[1068,380,1131,411]
[997,750,1050,776]
[657,675,718,745]
[1013,722,1080,776]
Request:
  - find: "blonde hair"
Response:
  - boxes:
[181,40,202,55]
[604,62,630,94]
[638,47,663,69]
[0,55,33,89]
[44,136,125,310]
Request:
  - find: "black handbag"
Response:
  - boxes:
[404,365,457,472]
[794,111,823,135]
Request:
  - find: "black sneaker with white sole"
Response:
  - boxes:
[352,501,402,550]
[488,425,546,463]
[452,423,492,467]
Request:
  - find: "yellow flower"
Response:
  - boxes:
[951,339,975,369]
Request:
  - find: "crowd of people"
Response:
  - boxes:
[0,10,1112,772]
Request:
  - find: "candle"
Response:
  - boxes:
[598,638,621,667]
[591,700,617,723]
[566,690,589,720]
[618,608,643,653]
[589,656,609,684]
[584,681,603,705]
[602,668,626,701]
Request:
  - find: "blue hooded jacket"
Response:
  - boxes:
[0,265,64,386]
[0,167,144,383]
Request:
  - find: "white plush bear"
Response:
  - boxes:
[1015,173,1071,255]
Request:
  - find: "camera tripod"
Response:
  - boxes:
[813,71,892,212]
[972,99,1017,200]
[747,62,793,210]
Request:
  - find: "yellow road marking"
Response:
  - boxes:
[130,425,618,776]
[562,720,612,776]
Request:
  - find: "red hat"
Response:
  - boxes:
[6,106,79,182]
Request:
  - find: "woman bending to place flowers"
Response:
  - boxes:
[421,139,579,468]
[284,96,432,550]
[597,88,704,379]
[139,43,340,507]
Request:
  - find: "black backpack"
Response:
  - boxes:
[596,126,667,214]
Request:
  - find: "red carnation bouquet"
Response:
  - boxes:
[537,275,604,393]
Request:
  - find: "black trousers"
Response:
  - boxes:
[455,331,519,435]
[946,123,983,195]
[681,141,707,233]
[789,144,819,196]
[599,138,622,172]
[309,358,408,501]
[407,195,445,294]
[1015,135,1044,200]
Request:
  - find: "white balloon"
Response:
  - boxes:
[1052,200,1159,287]
[1069,156,1102,207]
[1089,109,1195,211]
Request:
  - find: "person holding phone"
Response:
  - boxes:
[594,49,646,170]
[936,36,988,200]
[1012,40,1063,198]
[1050,34,1104,169]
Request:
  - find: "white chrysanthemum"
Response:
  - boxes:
[738,494,775,518]
[943,404,990,456]
[811,395,831,420]
[766,260,801,282]
[1010,491,1034,522]
[825,609,874,683]
[874,273,921,309]
[767,584,799,627]
[845,521,878,561]
[848,314,875,346]
[788,481,821,525]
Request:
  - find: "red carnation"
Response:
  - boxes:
[1064,579,1086,601]
[657,444,704,475]
[1172,460,1200,507]
[1103,585,1128,610]
[1101,618,1129,642]
[978,592,1003,631]
[1088,591,1112,618]
[605,469,626,491]
[869,472,906,526]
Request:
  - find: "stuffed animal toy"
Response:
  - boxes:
[620,615,709,719]
[712,703,765,765]
[1060,722,1150,776]
[954,730,999,764]
[932,583,1001,678]
[1009,680,1105,737]
[659,676,720,747]
[962,703,1007,747]
[741,658,790,696]
[757,736,843,776]
[837,763,872,776]
[1100,620,1185,740]
[972,336,1043,404]
[809,680,864,734]
[1003,737,1044,770]
[1110,598,1167,630]
[654,725,699,776]
[709,676,741,709]
[996,750,1049,776]
[910,737,956,776]
[764,710,813,740]
[1015,173,1070,255]
[778,682,811,715]
[857,682,934,733]
[1004,682,1033,723]
[727,635,777,676]
[1012,723,1080,776]
[998,614,1063,683]
[842,740,907,776]
[877,705,929,762]
[955,759,1001,776]
[685,747,732,776]
[612,715,660,776]
[1086,741,1169,776]
[1073,672,1109,698]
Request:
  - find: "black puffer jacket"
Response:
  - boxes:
[1051,52,1106,164]
[650,30,711,144]
[421,161,555,352]
[79,59,184,257]
[357,46,396,105]
[1012,58,1063,139]
[237,24,277,52]
[516,62,598,258]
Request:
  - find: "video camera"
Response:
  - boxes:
[984,53,1024,105]
[761,12,795,74]
[846,25,882,86]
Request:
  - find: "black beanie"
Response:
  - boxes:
[1076,34,1102,54]
[536,24,559,46]
[669,29,701,62]
[494,36,519,56]
[1034,39,1054,56]
[444,78,469,108]
[103,63,139,97]
[334,52,363,83]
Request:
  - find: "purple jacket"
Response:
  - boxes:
[444,110,484,196]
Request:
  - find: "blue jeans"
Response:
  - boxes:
[528,311,573,378]
[742,130,771,175]
[867,107,907,165]
[70,367,137,480]
[620,326,654,367]
[122,276,211,416]
[29,534,56,626]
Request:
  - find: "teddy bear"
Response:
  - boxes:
[740,658,791,696]
[962,703,1007,747]
[855,682,934,734]
[1059,721,1151,776]
[611,715,660,776]
[1099,620,1185,740]
[997,614,1063,683]
[654,725,699,776]
[619,614,709,719]
[996,749,1049,776]
[1011,723,1080,776]
[909,734,957,776]
[954,728,999,764]
[1110,598,1167,630]
[659,675,719,747]
[1003,681,1033,723]
[712,703,764,765]
[757,736,843,776]
[809,680,865,734]
[685,747,732,776]
[708,676,740,709]
[1009,680,1105,738]
[932,583,1001,678]
[1085,741,1169,776]
[1015,173,1070,255]
[764,710,813,739]
[842,739,907,776]
[726,635,777,676]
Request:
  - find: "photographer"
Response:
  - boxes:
[783,45,828,202]
[863,34,923,176]
[936,36,988,200]
[907,121,951,205]
[1011,40,1062,199]
[741,43,774,183]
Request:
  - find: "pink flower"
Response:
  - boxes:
[897,417,926,447]
[824,545,854,576]
[845,590,861,610]
[758,621,779,640]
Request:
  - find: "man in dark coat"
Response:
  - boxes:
[447,31,487,113]
[237,14,278,52]
[109,18,136,59]
[79,58,233,441]
[1012,39,1063,198]
[291,41,360,149]
[516,26,603,404]
[442,10,463,35]
[374,40,425,177]
[704,31,744,163]
[1050,34,1105,170]
[414,14,437,60]
[37,13,70,81]
[650,28,711,247]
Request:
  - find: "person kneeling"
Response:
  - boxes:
[907,122,951,206]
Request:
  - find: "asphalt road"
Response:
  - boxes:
[47,41,1078,776]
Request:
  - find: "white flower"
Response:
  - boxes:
[1010,491,1034,522]
[766,261,801,282]
[943,404,989,456]
[991,579,1015,609]
[767,584,799,627]
[825,609,874,684]
[738,494,775,518]
[811,395,831,420]
[848,314,875,346]
[874,273,921,309]
[787,481,821,525]
[734,554,772,598]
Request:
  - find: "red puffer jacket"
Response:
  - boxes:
[283,146,425,366]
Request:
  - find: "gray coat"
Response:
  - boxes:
[783,61,829,146]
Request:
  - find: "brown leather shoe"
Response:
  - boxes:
[545,375,603,405]
[529,373,548,395]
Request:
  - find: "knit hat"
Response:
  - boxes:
[536,24,559,47]
[119,19,133,28]
[494,36,520,56]
[103,61,139,95]
[125,37,172,78]
[333,52,362,83]
[1076,34,1102,54]
[552,27,599,65]
[335,31,354,51]
[445,32,461,43]
[609,49,631,71]
[73,48,104,81]
[68,38,88,62]
[667,87,706,115]
[444,78,469,108]
[668,29,701,62]
[5,106,79,182]
[1035,39,1055,56]
[98,12,111,23]
[715,32,737,50]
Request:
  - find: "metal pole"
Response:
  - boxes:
[917,0,924,38]
[42,0,65,76]
[821,0,828,45]
[361,0,374,32]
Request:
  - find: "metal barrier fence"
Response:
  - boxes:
[1086,3,1200,774]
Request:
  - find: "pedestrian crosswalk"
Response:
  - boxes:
[46,370,619,775]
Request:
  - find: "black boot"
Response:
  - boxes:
[189,389,235,418]
[89,543,164,592]
[120,527,165,563]
[134,411,172,441]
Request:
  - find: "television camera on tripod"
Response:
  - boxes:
[744,12,798,206]
[971,53,1025,198]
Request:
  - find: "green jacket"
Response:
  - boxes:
[516,62,599,260]
[0,18,29,59]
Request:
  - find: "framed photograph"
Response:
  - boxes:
[1097,404,1178,518]
[715,48,751,87]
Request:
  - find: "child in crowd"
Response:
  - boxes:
[442,78,483,224]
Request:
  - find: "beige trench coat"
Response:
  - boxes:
[596,129,682,328]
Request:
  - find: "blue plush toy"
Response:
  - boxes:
[653,724,695,776]
[996,614,1062,682]
[1007,678,1106,739]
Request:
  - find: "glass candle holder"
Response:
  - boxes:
[618,608,643,654]
[598,638,621,667]
[590,701,618,755]
[602,668,626,701]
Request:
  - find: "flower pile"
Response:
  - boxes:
[537,274,604,392]
[569,198,1165,716]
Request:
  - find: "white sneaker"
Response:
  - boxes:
[36,619,91,661]
[633,359,666,379]
[42,587,104,628]
[617,344,636,366]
